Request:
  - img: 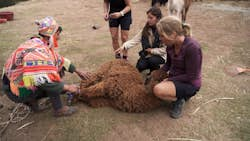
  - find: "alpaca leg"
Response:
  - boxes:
[88,98,111,108]
[79,81,105,98]
[80,74,102,88]
[177,9,182,21]
[182,10,185,22]
[145,69,168,94]
[150,69,168,82]
[184,4,190,22]
[167,1,172,15]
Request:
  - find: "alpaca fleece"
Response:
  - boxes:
[76,60,168,112]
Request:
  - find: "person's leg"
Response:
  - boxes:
[2,74,10,94]
[2,74,31,104]
[120,15,132,59]
[153,80,185,119]
[22,89,45,112]
[109,27,120,58]
[136,57,149,72]
[4,86,41,112]
[147,55,165,73]
[109,18,120,58]
[39,82,78,117]
[153,80,177,101]
[152,0,160,7]
[5,90,22,103]
[121,30,129,59]
[39,82,64,111]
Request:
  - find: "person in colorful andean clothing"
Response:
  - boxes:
[2,17,89,117]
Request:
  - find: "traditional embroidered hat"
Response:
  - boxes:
[35,16,59,48]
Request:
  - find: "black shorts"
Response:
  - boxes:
[109,14,132,30]
[172,81,199,100]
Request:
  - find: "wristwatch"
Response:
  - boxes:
[120,11,124,16]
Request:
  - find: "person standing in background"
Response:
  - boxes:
[104,0,132,60]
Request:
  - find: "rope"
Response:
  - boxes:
[0,103,31,136]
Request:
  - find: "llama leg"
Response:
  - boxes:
[79,81,105,98]
[167,1,172,15]
[184,4,190,22]
[88,98,111,108]
[80,74,101,88]
[177,9,181,21]
[182,10,185,22]
[150,69,168,82]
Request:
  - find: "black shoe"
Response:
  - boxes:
[170,98,185,119]
[185,97,191,102]
[0,103,3,109]
[115,53,121,59]
[25,100,39,112]
[122,55,128,60]
[144,74,151,85]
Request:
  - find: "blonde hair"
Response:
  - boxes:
[156,16,192,37]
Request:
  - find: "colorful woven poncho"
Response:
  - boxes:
[4,37,71,96]
[4,16,72,97]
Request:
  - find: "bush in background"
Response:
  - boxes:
[0,0,29,8]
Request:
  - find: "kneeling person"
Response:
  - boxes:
[2,17,90,117]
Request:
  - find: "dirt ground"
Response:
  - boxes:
[0,0,249,141]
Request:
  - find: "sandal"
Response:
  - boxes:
[54,106,78,117]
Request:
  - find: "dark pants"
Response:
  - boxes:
[109,13,132,30]
[151,0,168,6]
[136,55,165,73]
[172,80,200,101]
[2,75,64,110]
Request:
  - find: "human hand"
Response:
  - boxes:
[64,84,79,93]
[75,70,91,80]
[145,48,152,54]
[115,46,126,54]
[236,67,248,73]
[109,12,121,19]
[104,12,109,21]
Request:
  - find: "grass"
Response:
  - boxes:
[227,42,250,140]
[0,32,22,69]
[201,41,250,140]
[230,42,250,65]
[56,108,115,141]
[46,106,157,141]
[200,42,209,52]
[212,96,250,141]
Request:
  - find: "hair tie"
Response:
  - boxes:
[182,22,185,28]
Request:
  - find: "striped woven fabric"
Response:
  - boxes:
[4,38,67,96]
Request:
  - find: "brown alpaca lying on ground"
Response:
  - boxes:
[76,60,168,112]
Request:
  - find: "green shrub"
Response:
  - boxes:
[0,0,29,8]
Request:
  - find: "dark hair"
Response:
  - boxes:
[142,7,162,37]
[39,26,63,38]
[57,26,63,33]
